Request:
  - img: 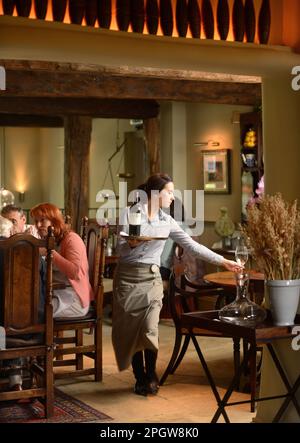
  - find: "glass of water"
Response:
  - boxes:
[235,237,248,267]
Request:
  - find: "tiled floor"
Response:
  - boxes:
[56,317,256,423]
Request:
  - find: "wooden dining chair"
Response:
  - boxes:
[0,229,55,417]
[53,218,108,381]
[159,271,241,386]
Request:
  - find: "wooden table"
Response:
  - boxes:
[204,270,264,288]
[204,270,265,305]
[182,310,300,423]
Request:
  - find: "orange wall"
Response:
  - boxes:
[282,0,300,52]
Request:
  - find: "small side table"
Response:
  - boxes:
[182,310,300,423]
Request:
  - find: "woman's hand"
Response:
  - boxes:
[222,258,244,273]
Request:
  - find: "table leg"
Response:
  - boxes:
[211,355,249,423]
[191,335,231,423]
[249,343,257,413]
[233,337,240,391]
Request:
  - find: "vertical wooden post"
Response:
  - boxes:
[64,116,92,233]
[144,117,160,175]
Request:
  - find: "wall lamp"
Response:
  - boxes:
[19,191,25,203]
[193,140,220,148]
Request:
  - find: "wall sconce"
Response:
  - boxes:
[231,111,240,124]
[19,191,25,203]
[193,140,220,148]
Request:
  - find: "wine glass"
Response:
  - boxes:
[235,239,249,268]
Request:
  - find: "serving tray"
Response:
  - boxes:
[121,235,168,241]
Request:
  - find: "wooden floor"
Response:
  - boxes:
[55,316,256,423]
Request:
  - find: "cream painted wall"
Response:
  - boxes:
[170,102,187,193]
[160,102,188,192]
[160,102,253,246]
[90,118,134,215]
[1,127,41,210]
[160,102,173,176]
[0,122,141,216]
[1,120,134,216]
[40,127,64,208]
[263,75,300,200]
[186,103,253,223]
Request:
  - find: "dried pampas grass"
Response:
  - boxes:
[242,193,300,280]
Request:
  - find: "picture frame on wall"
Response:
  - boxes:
[202,149,231,194]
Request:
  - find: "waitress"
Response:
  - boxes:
[112,173,242,397]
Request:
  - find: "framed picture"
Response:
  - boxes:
[202,149,231,194]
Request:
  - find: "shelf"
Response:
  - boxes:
[240,111,263,221]
[241,146,258,152]
[242,167,261,173]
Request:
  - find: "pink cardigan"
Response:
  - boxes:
[52,231,94,308]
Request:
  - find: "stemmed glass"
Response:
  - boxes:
[235,237,249,268]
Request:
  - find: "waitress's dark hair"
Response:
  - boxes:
[138,173,173,198]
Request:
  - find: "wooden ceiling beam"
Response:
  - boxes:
[0,114,64,127]
[0,98,160,119]
[0,60,261,106]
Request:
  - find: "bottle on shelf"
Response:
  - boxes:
[243,127,257,148]
[129,191,141,236]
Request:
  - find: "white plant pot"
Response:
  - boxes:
[266,279,300,326]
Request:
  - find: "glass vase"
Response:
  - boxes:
[219,273,266,327]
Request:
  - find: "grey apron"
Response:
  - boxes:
[112,262,163,371]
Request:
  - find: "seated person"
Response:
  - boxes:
[1,205,39,237]
[30,203,93,318]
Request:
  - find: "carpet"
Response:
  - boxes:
[0,388,112,423]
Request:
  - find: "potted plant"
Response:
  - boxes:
[242,193,300,326]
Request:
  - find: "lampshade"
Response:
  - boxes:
[0,187,15,209]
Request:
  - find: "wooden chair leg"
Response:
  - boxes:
[95,321,103,382]
[171,335,191,374]
[76,329,83,370]
[45,348,54,418]
[160,333,183,386]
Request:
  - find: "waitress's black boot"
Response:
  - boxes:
[144,349,159,395]
[131,351,148,396]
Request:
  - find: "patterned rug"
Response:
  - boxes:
[0,388,112,423]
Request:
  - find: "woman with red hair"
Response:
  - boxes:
[30,203,93,318]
